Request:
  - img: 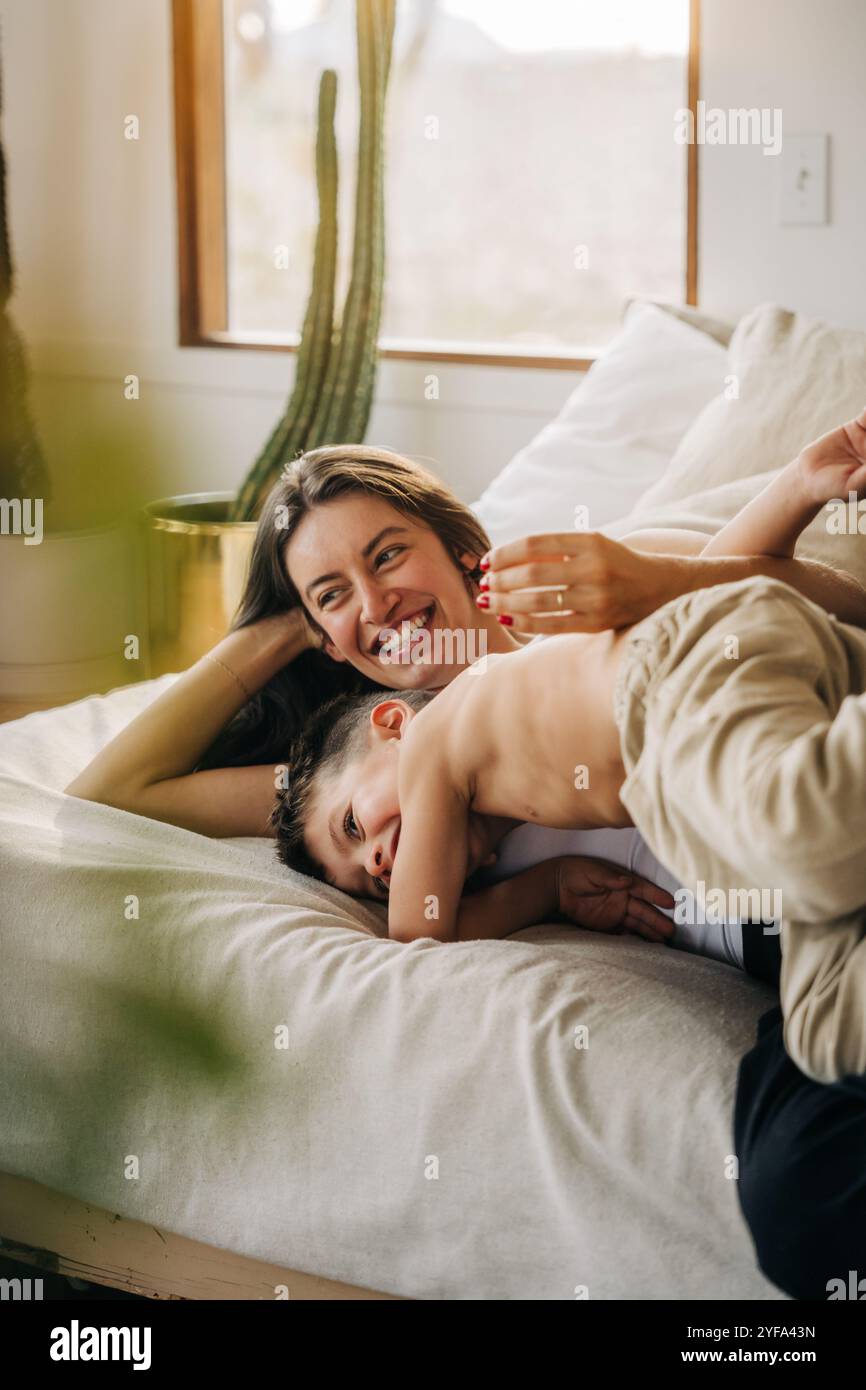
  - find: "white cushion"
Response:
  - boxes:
[633,303,866,513]
[471,301,728,546]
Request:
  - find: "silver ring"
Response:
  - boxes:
[556,590,564,610]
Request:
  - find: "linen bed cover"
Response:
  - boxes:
[0,676,783,1301]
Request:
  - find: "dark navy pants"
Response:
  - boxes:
[735,923,866,1300]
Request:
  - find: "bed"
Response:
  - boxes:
[0,674,787,1300]
[2,299,865,1300]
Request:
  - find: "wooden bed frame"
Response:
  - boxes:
[0,1173,404,1300]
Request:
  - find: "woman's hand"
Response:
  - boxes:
[477,532,675,633]
[796,406,866,506]
[555,857,675,944]
[243,605,318,659]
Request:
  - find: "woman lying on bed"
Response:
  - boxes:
[65,439,866,959]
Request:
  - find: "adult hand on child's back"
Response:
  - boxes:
[555,857,675,944]
[478,532,672,633]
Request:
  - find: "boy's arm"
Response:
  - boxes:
[392,837,678,944]
[624,529,866,629]
[387,771,470,943]
[698,460,819,560]
[619,409,866,629]
[455,861,559,941]
[455,857,676,943]
[701,407,866,560]
[386,793,565,940]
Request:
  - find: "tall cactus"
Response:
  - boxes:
[344,0,395,442]
[232,0,395,521]
[0,22,50,501]
[308,0,394,445]
[230,68,339,521]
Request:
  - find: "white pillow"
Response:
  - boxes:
[630,303,866,514]
[470,301,728,546]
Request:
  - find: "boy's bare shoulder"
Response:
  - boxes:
[403,664,497,791]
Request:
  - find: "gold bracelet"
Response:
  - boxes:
[204,651,253,703]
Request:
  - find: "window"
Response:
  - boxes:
[174,0,699,367]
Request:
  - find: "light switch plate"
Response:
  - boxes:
[779,133,828,225]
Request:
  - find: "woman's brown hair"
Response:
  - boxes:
[197,445,492,770]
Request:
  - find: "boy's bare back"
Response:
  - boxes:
[387,628,633,941]
[404,629,632,830]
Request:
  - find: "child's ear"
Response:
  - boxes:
[369,699,414,738]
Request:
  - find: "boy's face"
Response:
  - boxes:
[304,697,499,904]
[304,700,409,901]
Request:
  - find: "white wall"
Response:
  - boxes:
[2,0,865,525]
[699,0,866,328]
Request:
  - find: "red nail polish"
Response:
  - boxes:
[497,614,513,626]
[478,575,489,590]
[476,594,489,609]
[479,557,490,571]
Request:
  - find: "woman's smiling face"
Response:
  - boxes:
[285,493,491,688]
